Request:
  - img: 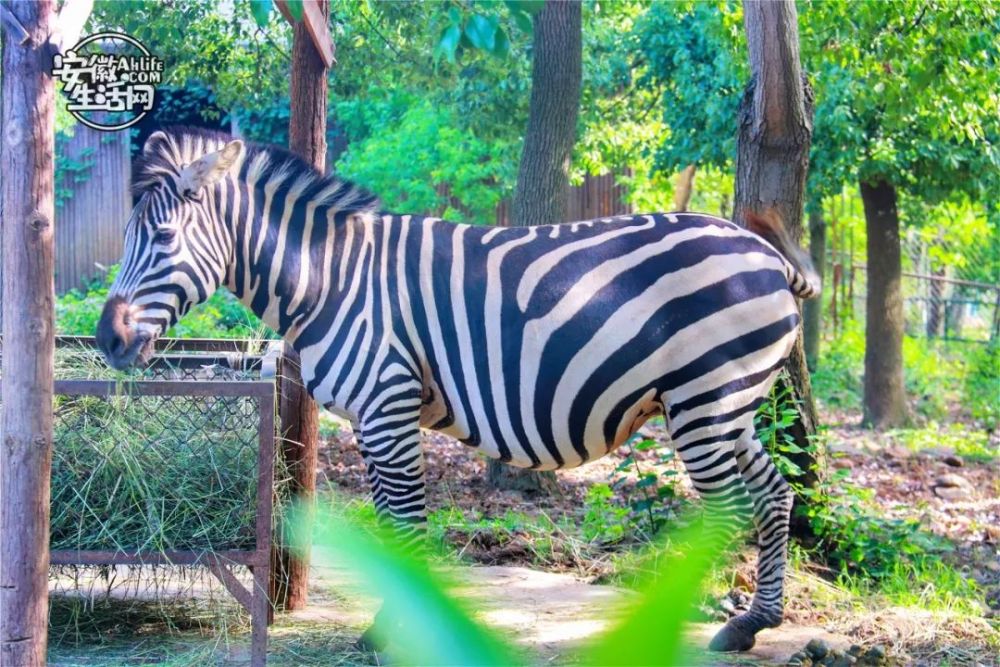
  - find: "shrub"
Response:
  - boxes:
[56,265,265,339]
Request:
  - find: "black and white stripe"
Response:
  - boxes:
[102,127,821,651]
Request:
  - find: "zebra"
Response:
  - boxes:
[96,127,820,654]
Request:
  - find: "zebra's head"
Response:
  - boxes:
[97,130,244,369]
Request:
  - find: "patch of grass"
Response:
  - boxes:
[886,422,998,463]
[835,557,984,617]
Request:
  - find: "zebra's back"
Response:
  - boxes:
[379,212,801,469]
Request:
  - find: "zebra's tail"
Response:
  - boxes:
[745,209,821,300]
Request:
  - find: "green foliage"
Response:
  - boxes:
[800,477,953,581]
[887,422,997,464]
[800,0,1000,200]
[433,1,540,63]
[89,0,292,110]
[965,342,999,430]
[336,98,515,223]
[610,435,679,536]
[55,130,96,209]
[755,375,813,479]
[301,505,518,666]
[582,483,630,544]
[635,0,745,173]
[297,503,727,666]
[56,266,264,340]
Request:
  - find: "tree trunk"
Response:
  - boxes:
[673,164,697,212]
[859,179,908,428]
[489,0,582,493]
[273,0,328,611]
[803,206,825,370]
[734,0,820,500]
[1,2,57,664]
[510,0,582,226]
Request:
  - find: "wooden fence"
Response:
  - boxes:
[54,125,131,294]
[494,172,633,226]
[1,139,631,307]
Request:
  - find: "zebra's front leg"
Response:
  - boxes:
[352,418,428,652]
[709,429,794,652]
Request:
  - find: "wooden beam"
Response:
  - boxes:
[1,2,57,664]
[275,0,335,68]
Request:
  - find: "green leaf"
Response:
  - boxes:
[250,0,273,28]
[636,473,658,489]
[634,438,658,451]
[585,519,731,665]
[511,10,535,35]
[438,24,462,63]
[465,14,498,52]
[286,0,304,21]
[293,504,514,665]
[509,0,545,15]
[492,27,510,57]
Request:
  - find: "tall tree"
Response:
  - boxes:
[799,0,1000,428]
[487,0,582,493]
[732,0,820,489]
[1,2,56,663]
[510,0,582,226]
[859,180,906,425]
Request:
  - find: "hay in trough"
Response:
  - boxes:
[46,346,281,553]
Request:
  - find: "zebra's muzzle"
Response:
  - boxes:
[96,296,154,370]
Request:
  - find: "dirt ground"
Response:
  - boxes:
[314,409,1000,665]
[47,409,998,665]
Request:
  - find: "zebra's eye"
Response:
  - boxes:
[154,227,177,244]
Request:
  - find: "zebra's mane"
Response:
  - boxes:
[132,125,381,216]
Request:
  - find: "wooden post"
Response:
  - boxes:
[271,0,330,612]
[1,2,57,664]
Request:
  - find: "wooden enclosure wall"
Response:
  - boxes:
[54,126,131,293]
[495,172,633,226]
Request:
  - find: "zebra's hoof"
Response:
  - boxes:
[708,622,756,653]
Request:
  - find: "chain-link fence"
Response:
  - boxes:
[825,228,999,344]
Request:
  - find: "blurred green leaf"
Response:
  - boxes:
[585,519,729,665]
[286,0,304,22]
[438,24,462,63]
[465,14,498,52]
[292,504,515,666]
[249,0,272,27]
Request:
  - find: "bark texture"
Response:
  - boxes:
[273,0,328,611]
[1,2,57,664]
[803,206,825,370]
[673,164,697,212]
[489,0,582,493]
[734,0,820,498]
[859,179,908,428]
[510,0,582,226]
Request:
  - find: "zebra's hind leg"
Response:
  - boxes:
[708,428,794,652]
[351,416,429,652]
[667,413,757,644]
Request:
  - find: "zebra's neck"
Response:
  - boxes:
[219,160,377,345]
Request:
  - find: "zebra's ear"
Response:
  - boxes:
[178,140,245,197]
[143,131,170,157]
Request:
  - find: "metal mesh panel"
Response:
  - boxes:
[50,391,263,552]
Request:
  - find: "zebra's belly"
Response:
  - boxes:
[422,376,666,470]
